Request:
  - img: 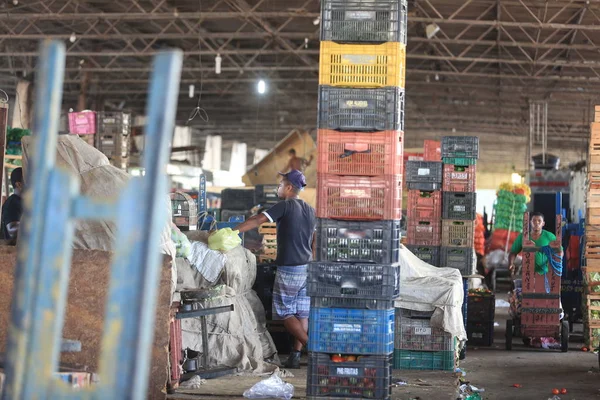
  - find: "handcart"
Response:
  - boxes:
[506,209,569,352]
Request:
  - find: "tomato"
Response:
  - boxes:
[331,354,344,363]
[582,347,589,352]
[345,355,357,362]
[560,388,567,394]
[512,384,522,388]
[552,389,560,395]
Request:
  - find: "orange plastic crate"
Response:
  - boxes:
[442,164,477,192]
[407,189,442,221]
[423,140,441,161]
[317,129,404,176]
[317,174,402,221]
[319,41,406,88]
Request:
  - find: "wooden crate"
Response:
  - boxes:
[259,223,277,235]
[585,226,600,247]
[587,208,600,225]
[258,255,276,263]
[585,325,600,349]
[595,105,600,122]
[586,294,600,324]
[584,266,600,293]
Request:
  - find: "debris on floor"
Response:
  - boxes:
[243,374,294,399]
[458,383,485,400]
[179,375,206,389]
[495,299,510,308]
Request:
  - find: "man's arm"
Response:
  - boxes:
[305,155,314,168]
[234,213,269,234]
[236,201,286,233]
[508,233,523,272]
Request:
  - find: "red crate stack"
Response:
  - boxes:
[423,140,441,161]
[405,160,443,263]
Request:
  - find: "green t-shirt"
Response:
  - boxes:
[510,230,557,274]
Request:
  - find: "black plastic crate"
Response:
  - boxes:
[441,136,479,159]
[255,184,279,205]
[406,182,442,191]
[405,245,440,267]
[467,293,495,322]
[440,247,474,276]
[308,353,392,399]
[220,209,251,223]
[311,296,394,310]
[307,262,400,300]
[220,188,255,211]
[442,192,477,220]
[405,161,443,184]
[321,0,407,44]
[318,86,405,132]
[395,308,456,352]
[316,219,401,264]
[467,321,494,346]
[96,112,131,135]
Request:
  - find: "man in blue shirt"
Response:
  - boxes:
[235,170,316,368]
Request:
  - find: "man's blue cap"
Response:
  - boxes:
[279,169,307,189]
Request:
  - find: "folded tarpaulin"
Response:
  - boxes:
[395,245,467,341]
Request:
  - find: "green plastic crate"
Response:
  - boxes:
[442,157,477,166]
[393,349,455,371]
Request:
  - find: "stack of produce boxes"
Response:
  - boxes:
[308,1,407,398]
[585,110,600,350]
[440,136,479,358]
[396,140,458,370]
[404,158,443,267]
[440,136,479,277]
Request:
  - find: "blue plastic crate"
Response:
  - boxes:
[393,349,455,371]
[308,307,394,355]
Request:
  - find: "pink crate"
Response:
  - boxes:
[68,111,96,135]
[406,219,441,246]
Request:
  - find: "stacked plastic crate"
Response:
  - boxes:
[440,136,479,277]
[404,159,443,266]
[95,112,131,170]
[308,1,407,399]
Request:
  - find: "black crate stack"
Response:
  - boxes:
[95,112,131,170]
[466,290,496,346]
[308,1,407,399]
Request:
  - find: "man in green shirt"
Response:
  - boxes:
[509,212,562,276]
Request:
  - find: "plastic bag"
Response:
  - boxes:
[171,226,192,258]
[243,375,294,399]
[208,227,242,252]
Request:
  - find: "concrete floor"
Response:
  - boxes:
[169,289,600,400]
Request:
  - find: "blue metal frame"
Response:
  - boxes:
[2,41,182,400]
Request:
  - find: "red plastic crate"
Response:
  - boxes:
[407,189,442,221]
[406,219,441,246]
[68,111,96,135]
[317,129,404,176]
[442,164,477,192]
[317,174,402,221]
[423,140,441,161]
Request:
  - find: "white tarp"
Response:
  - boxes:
[395,246,467,341]
[21,135,176,257]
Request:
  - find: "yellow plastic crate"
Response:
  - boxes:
[319,41,406,88]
